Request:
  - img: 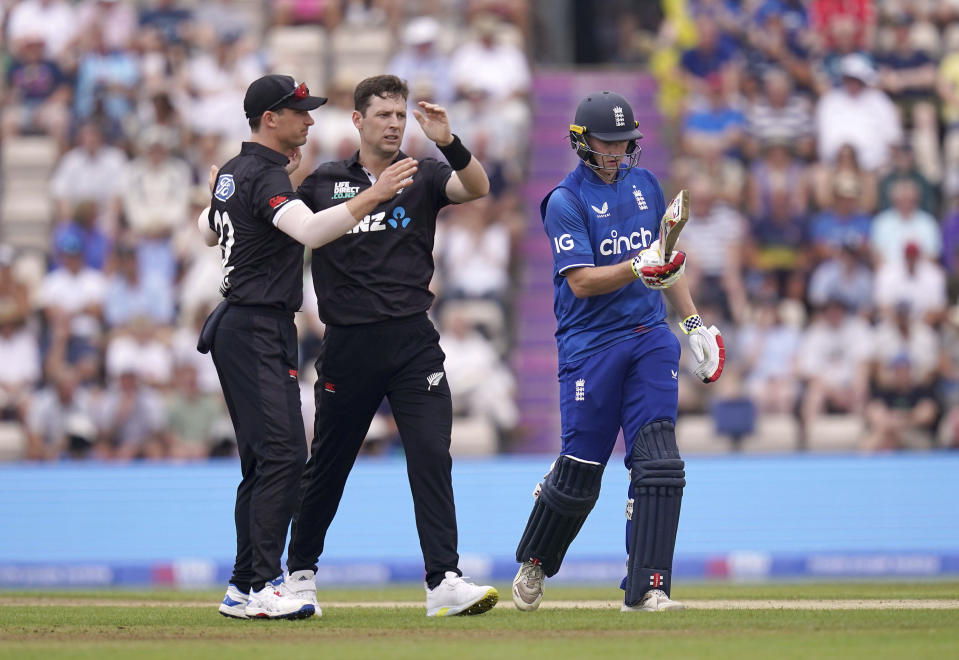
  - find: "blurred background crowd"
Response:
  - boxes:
[0,0,958,461]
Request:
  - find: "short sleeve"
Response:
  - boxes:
[251,167,298,225]
[544,188,594,275]
[429,158,454,210]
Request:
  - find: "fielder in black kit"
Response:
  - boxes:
[197,74,417,620]
[282,75,499,617]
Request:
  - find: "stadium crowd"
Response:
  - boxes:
[2,0,959,460]
[0,0,528,460]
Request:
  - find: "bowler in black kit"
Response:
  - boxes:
[284,75,499,617]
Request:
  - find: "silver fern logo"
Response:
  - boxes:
[427,371,445,391]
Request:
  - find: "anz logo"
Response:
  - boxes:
[599,227,652,255]
[347,207,413,234]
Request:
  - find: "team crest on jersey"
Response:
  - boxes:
[632,185,648,211]
[332,181,360,199]
[214,174,235,202]
[590,202,610,218]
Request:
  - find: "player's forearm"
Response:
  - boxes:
[447,158,490,201]
[663,275,698,319]
[197,207,218,246]
[564,262,636,298]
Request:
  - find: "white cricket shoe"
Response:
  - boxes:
[245,577,315,620]
[512,560,545,612]
[218,583,249,619]
[284,569,322,617]
[621,589,686,612]
[425,571,498,617]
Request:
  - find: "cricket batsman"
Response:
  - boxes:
[511,91,724,612]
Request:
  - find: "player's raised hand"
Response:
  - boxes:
[208,165,219,194]
[285,147,302,176]
[631,239,686,289]
[370,157,417,202]
[413,101,453,146]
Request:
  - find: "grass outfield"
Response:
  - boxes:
[1,582,958,660]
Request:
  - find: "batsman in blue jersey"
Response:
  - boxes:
[511,91,725,612]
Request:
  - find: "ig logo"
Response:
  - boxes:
[553,233,574,253]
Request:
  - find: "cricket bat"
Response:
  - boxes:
[658,189,689,261]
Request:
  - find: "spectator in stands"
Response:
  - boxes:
[183,31,263,140]
[738,295,802,414]
[874,242,948,325]
[95,366,167,460]
[810,142,878,214]
[270,0,341,29]
[938,24,959,197]
[680,174,749,324]
[0,303,41,424]
[744,186,809,300]
[104,315,173,390]
[0,245,31,329]
[678,11,741,100]
[76,0,137,52]
[807,237,874,315]
[863,353,940,451]
[73,26,140,138]
[744,67,815,161]
[50,202,111,271]
[4,0,77,62]
[796,296,873,449]
[37,229,107,383]
[103,243,175,328]
[450,13,530,103]
[870,178,942,265]
[815,53,902,173]
[878,141,939,215]
[165,362,228,459]
[808,171,873,262]
[742,5,815,94]
[436,197,512,314]
[877,13,941,185]
[25,368,97,460]
[138,0,194,45]
[809,0,875,57]
[389,16,454,106]
[121,127,191,236]
[49,121,128,233]
[1,31,71,152]
[746,135,809,220]
[438,306,518,443]
[681,73,746,159]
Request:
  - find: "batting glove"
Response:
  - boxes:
[631,238,686,290]
[680,314,725,383]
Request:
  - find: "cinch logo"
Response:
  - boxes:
[599,228,652,255]
[575,378,585,402]
[553,233,574,253]
[332,181,360,199]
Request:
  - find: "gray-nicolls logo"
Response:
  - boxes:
[427,371,445,391]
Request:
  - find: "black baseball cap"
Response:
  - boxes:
[244,74,327,119]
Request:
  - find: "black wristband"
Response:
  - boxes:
[437,134,472,170]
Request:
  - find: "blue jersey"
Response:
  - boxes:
[542,162,668,364]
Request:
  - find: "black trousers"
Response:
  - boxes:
[287,313,459,588]
[211,305,306,590]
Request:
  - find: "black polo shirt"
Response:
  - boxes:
[207,142,304,311]
[297,151,454,325]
